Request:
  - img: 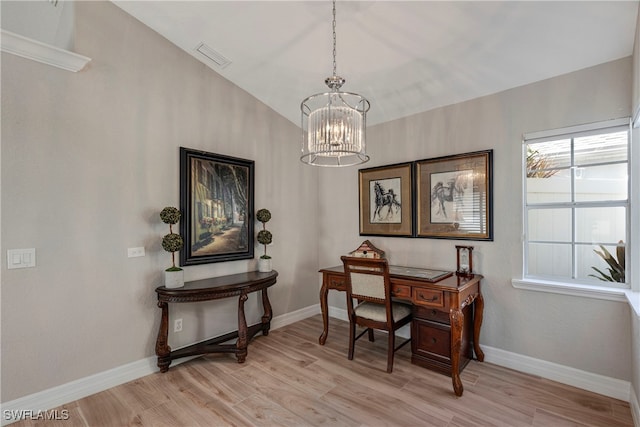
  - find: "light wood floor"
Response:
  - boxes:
[14,315,633,426]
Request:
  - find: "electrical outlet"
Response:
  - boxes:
[174,318,183,333]
[127,247,145,258]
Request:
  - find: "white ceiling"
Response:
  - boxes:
[112,1,639,127]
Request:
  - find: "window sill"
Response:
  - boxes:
[511,278,629,302]
[511,279,639,317]
[624,289,640,318]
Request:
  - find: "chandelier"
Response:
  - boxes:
[300,0,370,167]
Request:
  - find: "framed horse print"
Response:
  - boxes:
[359,162,413,236]
[415,150,493,240]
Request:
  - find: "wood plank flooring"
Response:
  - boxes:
[12,315,634,426]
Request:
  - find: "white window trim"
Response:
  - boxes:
[512,277,624,301]
[516,117,640,318]
[512,279,639,318]
[522,118,631,288]
[523,117,630,140]
[626,289,640,317]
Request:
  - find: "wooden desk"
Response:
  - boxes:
[155,270,277,373]
[319,265,484,396]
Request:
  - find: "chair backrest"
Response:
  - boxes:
[341,256,391,304]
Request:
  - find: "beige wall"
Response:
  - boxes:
[319,57,633,381]
[1,0,75,50]
[1,0,637,406]
[1,1,319,401]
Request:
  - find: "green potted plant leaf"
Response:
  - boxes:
[160,207,185,288]
[589,240,625,283]
[256,208,272,272]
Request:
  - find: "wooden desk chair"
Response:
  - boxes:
[341,256,412,373]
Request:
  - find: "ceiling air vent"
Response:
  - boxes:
[195,43,231,69]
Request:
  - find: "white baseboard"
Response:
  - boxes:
[328,306,348,322]
[482,345,631,402]
[332,308,631,403]
[2,305,635,426]
[1,356,159,426]
[0,305,320,426]
[271,304,320,331]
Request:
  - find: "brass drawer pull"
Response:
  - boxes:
[419,292,438,302]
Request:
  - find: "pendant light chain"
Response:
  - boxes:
[300,0,370,167]
[332,0,337,78]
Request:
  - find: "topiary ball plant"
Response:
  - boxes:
[160,207,184,272]
[256,208,272,259]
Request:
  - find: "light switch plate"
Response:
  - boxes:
[7,248,36,269]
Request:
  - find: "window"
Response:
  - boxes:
[523,119,630,288]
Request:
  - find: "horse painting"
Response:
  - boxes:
[431,171,470,221]
[371,180,401,223]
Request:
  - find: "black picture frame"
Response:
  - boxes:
[358,162,414,237]
[415,149,493,240]
[179,147,255,266]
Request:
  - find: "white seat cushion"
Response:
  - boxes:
[354,301,411,323]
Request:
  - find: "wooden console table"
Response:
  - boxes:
[155,270,278,373]
[319,265,484,396]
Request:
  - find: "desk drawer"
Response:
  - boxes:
[412,318,451,362]
[413,288,444,308]
[414,305,450,324]
[391,284,411,299]
[326,274,346,291]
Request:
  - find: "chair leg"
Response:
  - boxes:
[348,319,356,361]
[387,332,395,373]
[368,328,375,342]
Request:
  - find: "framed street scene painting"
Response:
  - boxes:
[180,147,255,265]
[415,150,493,240]
[359,162,413,236]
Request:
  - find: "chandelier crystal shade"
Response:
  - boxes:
[300,1,370,167]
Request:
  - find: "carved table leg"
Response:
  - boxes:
[236,292,249,363]
[261,288,273,336]
[473,292,485,362]
[155,301,172,373]
[449,307,464,396]
[319,279,329,345]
